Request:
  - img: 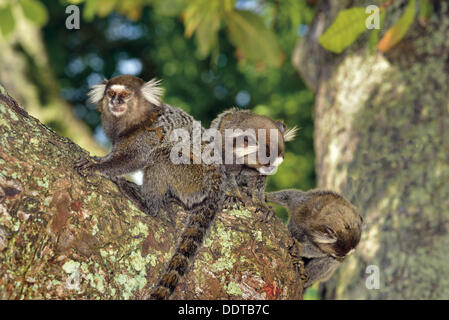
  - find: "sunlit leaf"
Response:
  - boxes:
[96,0,117,17]
[83,0,99,21]
[419,0,433,26]
[378,0,416,52]
[20,0,49,27]
[195,13,220,58]
[224,10,283,68]
[184,0,216,38]
[368,9,385,54]
[223,0,236,11]
[117,0,142,20]
[0,5,15,37]
[318,7,368,54]
[152,0,188,17]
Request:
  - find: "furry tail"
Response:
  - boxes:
[149,198,221,300]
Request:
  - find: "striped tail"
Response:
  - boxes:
[149,196,222,300]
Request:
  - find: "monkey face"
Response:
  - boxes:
[87,75,164,118]
[106,85,134,117]
[255,131,285,175]
[248,119,286,175]
[214,109,298,174]
[310,202,362,259]
[230,128,284,175]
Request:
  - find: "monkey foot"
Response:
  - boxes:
[289,239,308,283]
[74,157,95,177]
[252,201,275,222]
[222,195,242,209]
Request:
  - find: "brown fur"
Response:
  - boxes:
[211,108,295,217]
[145,142,226,300]
[266,189,363,288]
[74,75,197,186]
[148,110,295,299]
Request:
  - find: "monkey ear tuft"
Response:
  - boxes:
[283,126,299,142]
[141,78,164,106]
[87,83,107,104]
[312,225,338,244]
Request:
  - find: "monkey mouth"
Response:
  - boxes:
[257,157,283,175]
[258,166,278,175]
[109,105,127,116]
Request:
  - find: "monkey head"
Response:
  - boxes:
[289,190,362,260]
[267,189,363,259]
[88,75,163,118]
[211,109,298,175]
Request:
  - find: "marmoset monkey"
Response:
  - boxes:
[74,75,198,179]
[211,108,297,217]
[266,189,363,288]
[145,110,296,299]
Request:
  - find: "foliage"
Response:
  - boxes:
[377,0,416,52]
[0,0,48,36]
[318,0,436,54]
[318,8,369,54]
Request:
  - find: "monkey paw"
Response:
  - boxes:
[296,259,309,283]
[288,239,309,283]
[222,195,241,209]
[255,204,275,222]
[74,157,95,177]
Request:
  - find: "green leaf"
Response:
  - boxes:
[0,5,15,37]
[65,0,85,4]
[83,0,99,21]
[319,7,368,54]
[224,10,283,68]
[20,0,49,27]
[96,0,117,17]
[378,0,416,52]
[419,0,433,26]
[152,0,188,17]
[368,9,385,54]
[182,0,222,58]
[195,13,220,58]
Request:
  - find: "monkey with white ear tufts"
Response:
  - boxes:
[211,108,298,219]
[74,75,199,194]
[266,189,363,288]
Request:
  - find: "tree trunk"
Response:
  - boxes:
[0,85,302,299]
[293,0,449,299]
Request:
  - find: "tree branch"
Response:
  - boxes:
[0,85,303,299]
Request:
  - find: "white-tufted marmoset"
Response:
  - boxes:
[266,189,363,288]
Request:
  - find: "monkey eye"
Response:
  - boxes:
[120,91,131,99]
[107,90,115,98]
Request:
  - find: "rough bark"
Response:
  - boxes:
[0,85,303,299]
[293,0,449,299]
